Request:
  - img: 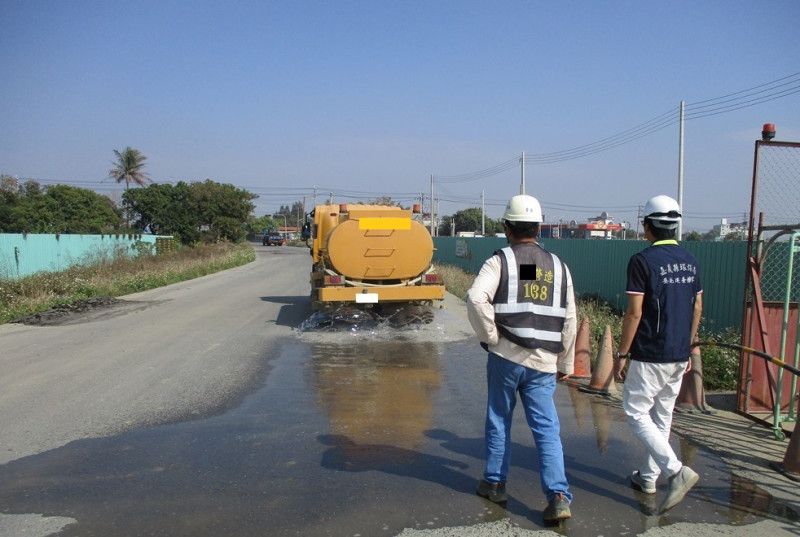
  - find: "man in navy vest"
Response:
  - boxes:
[467,194,576,522]
[613,194,703,513]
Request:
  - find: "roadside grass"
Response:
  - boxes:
[434,262,740,391]
[0,242,255,324]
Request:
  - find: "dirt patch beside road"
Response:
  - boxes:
[11,297,154,326]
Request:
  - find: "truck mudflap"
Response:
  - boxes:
[299,303,436,331]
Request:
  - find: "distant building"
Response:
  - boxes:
[712,218,747,241]
[540,212,623,239]
[278,226,300,240]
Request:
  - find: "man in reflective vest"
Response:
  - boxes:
[467,194,577,522]
[613,194,702,513]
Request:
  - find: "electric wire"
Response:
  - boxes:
[434,157,520,183]
[436,72,800,177]
[11,73,797,228]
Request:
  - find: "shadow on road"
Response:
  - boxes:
[260,294,311,327]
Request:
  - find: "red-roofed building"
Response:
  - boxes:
[540,212,625,239]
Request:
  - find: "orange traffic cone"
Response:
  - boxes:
[675,349,712,414]
[572,317,592,379]
[578,325,617,396]
[770,429,800,482]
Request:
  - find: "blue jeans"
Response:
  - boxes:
[483,352,572,503]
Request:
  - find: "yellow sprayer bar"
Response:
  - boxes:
[358,217,411,230]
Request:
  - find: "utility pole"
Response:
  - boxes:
[273,212,287,236]
[635,205,642,239]
[436,196,440,237]
[520,151,526,194]
[481,189,485,236]
[677,100,685,240]
[430,175,435,236]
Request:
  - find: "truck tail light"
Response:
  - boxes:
[324,275,343,285]
[423,274,442,284]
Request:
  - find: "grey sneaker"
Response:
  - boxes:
[659,466,699,512]
[476,479,507,503]
[543,493,571,521]
[630,471,656,494]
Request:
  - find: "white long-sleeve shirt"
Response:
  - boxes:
[466,253,577,375]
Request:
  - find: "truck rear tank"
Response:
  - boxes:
[303,203,445,330]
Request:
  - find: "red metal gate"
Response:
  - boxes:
[737,130,800,438]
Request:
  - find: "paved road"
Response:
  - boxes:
[0,244,311,537]
[1,244,798,537]
[1,244,310,467]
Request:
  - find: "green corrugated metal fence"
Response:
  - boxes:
[433,237,748,333]
[0,233,163,280]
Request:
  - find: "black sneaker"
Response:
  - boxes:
[476,479,507,503]
[543,493,571,521]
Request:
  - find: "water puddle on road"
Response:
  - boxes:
[0,309,798,536]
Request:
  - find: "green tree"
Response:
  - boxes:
[6,183,121,233]
[452,208,503,236]
[724,231,745,241]
[438,215,453,236]
[189,180,256,243]
[369,195,396,206]
[454,208,482,234]
[46,185,121,233]
[486,218,505,236]
[247,215,280,237]
[683,231,703,241]
[0,175,22,232]
[107,147,152,190]
[124,182,194,239]
[276,200,307,228]
[123,180,256,244]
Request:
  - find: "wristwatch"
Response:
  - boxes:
[615,351,630,360]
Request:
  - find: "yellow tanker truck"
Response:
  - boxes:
[307,203,445,324]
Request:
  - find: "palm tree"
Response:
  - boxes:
[107,147,151,190]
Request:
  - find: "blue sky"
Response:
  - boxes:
[2,0,799,232]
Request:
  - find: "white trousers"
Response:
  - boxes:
[622,360,686,482]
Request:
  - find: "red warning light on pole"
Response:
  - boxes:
[762,123,776,141]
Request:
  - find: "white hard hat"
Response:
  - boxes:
[643,195,681,229]
[503,194,543,223]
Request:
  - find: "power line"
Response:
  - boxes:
[684,84,800,120]
[686,71,800,107]
[525,107,680,164]
[435,71,800,178]
[434,157,520,183]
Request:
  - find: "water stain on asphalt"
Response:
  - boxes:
[0,318,797,536]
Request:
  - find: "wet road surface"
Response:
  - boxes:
[1,310,799,536]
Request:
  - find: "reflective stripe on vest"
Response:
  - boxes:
[493,245,567,352]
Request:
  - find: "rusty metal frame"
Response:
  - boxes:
[738,139,800,438]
